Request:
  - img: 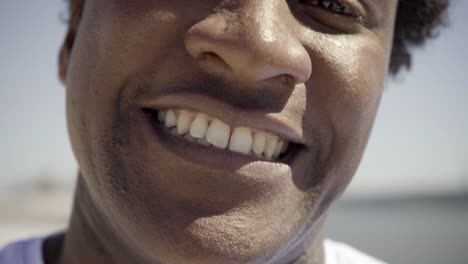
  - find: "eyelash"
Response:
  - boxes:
[298,0,363,21]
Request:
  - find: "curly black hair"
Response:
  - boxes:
[391,0,449,74]
[65,0,449,75]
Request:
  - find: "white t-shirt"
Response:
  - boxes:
[0,235,387,264]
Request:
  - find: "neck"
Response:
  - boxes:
[273,216,327,264]
[51,175,326,264]
[56,176,148,264]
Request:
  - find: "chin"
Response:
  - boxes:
[122,207,310,264]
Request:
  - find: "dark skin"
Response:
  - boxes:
[47,0,398,263]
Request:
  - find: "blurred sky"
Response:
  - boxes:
[0,0,467,197]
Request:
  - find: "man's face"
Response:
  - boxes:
[61,0,397,263]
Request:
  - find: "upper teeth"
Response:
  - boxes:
[156,109,289,160]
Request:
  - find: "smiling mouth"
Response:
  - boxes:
[144,108,298,162]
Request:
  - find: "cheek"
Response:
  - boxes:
[329,44,386,138]
[65,0,186,175]
[83,1,183,80]
[305,36,389,193]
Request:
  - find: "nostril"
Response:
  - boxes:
[198,51,233,72]
[279,74,296,87]
[199,52,223,64]
[198,52,218,61]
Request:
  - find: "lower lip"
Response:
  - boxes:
[141,110,300,184]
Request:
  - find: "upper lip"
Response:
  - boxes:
[139,93,305,145]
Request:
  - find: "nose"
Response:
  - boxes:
[184,1,312,85]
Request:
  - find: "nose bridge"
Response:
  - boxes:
[185,1,312,84]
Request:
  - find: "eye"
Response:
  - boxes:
[298,0,363,21]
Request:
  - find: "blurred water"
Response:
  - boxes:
[326,194,468,264]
